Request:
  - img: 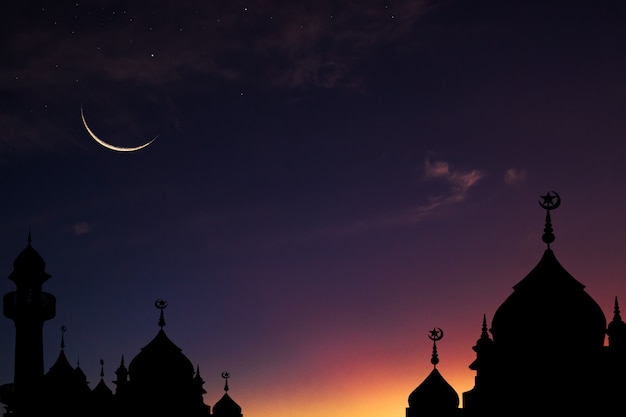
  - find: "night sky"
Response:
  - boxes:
[2,1,626,416]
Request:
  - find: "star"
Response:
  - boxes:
[539,191,561,210]
[540,192,555,206]
[428,327,443,341]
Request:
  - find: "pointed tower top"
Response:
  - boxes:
[60,325,66,349]
[428,328,444,368]
[607,296,626,349]
[539,191,561,249]
[614,296,622,321]
[222,371,230,392]
[155,299,167,329]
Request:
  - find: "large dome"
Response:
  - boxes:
[491,249,606,352]
[128,329,195,384]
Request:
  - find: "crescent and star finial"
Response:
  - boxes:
[428,328,443,367]
[539,191,561,211]
[539,191,560,248]
[428,327,444,341]
[222,371,231,392]
[155,299,167,329]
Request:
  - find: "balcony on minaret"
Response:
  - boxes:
[3,290,56,321]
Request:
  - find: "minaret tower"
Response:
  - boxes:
[3,234,56,416]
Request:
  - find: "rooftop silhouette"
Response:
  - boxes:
[405,191,626,417]
[2,192,625,417]
[0,240,243,417]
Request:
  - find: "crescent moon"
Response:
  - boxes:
[81,106,157,152]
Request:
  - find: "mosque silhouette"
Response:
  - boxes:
[1,191,626,416]
[406,191,626,417]
[0,238,243,417]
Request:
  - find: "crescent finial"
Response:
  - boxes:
[428,327,444,341]
[539,191,561,211]
[155,299,167,329]
[539,191,560,248]
[221,371,231,392]
[427,328,443,367]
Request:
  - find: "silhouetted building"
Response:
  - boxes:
[406,328,460,417]
[0,239,243,417]
[407,192,626,417]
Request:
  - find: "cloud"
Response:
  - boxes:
[72,221,93,236]
[1,1,434,92]
[312,159,484,239]
[504,167,527,185]
[423,159,484,203]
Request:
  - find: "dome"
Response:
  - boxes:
[491,249,606,351]
[128,329,195,384]
[9,240,51,285]
[213,392,242,417]
[92,378,113,399]
[408,368,460,412]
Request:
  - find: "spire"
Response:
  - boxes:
[222,371,230,392]
[155,298,167,329]
[428,328,444,368]
[607,296,626,350]
[194,365,205,383]
[114,355,129,387]
[480,314,489,339]
[614,296,622,322]
[60,325,66,349]
[27,230,32,245]
[100,358,105,379]
[539,191,561,249]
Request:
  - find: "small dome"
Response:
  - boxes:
[9,241,51,284]
[45,349,75,382]
[408,368,460,412]
[213,392,242,417]
[92,378,113,399]
[491,249,606,351]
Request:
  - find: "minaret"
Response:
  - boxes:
[3,234,56,416]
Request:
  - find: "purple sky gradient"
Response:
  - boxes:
[2,1,626,416]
